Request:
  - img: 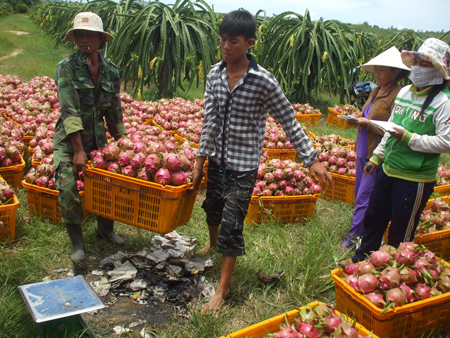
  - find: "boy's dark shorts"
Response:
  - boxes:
[201,160,257,257]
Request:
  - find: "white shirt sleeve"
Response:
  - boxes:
[408,100,450,153]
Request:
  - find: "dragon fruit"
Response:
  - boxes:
[154,168,171,186]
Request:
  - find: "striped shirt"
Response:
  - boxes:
[198,55,317,171]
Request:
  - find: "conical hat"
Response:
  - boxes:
[362,46,410,73]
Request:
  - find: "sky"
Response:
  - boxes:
[161,0,449,32]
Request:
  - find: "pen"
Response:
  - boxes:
[364,160,371,172]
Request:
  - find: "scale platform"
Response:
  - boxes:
[18,275,105,323]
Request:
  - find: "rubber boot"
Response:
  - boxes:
[66,223,86,261]
[97,216,125,245]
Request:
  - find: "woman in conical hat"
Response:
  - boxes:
[342,46,410,250]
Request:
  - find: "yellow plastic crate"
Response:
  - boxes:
[322,172,355,204]
[326,108,356,129]
[1,112,21,126]
[0,195,20,242]
[0,156,25,189]
[295,112,322,127]
[218,301,378,338]
[341,138,356,149]
[151,120,175,134]
[21,180,88,224]
[23,135,33,146]
[415,229,450,262]
[384,196,450,260]
[245,194,319,225]
[331,261,450,338]
[414,195,450,261]
[434,183,450,196]
[306,130,316,139]
[84,167,198,234]
[265,148,297,162]
[173,133,187,145]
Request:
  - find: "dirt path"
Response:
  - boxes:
[0,49,24,61]
[6,30,29,35]
[0,30,29,62]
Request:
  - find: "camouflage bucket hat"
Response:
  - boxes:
[401,38,450,80]
[65,12,114,42]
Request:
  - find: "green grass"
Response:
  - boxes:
[305,92,341,116]
[0,14,74,82]
[0,187,356,338]
[2,168,450,337]
[309,118,358,140]
[174,80,206,102]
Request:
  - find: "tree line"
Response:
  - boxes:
[27,0,450,102]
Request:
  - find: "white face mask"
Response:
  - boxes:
[409,65,444,87]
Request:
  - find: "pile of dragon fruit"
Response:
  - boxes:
[31,139,54,163]
[263,116,294,150]
[341,242,450,311]
[317,147,357,177]
[253,159,321,196]
[417,197,450,235]
[174,121,203,145]
[27,122,54,153]
[89,136,200,187]
[331,104,362,117]
[0,76,61,136]
[292,102,322,116]
[0,114,26,167]
[0,116,25,151]
[311,134,355,148]
[24,164,56,190]
[24,160,85,191]
[151,97,205,133]
[1,74,350,192]
[0,144,23,168]
[0,180,16,205]
[436,164,450,187]
[270,303,371,338]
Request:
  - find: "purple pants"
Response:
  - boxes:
[342,157,378,248]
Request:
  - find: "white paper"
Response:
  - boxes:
[370,120,405,133]
[336,115,359,121]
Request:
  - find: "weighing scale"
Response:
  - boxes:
[18,275,105,337]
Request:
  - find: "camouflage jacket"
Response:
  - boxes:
[53,50,126,166]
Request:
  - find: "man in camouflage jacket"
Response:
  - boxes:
[54,12,127,261]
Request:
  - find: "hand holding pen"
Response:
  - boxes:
[363,160,376,176]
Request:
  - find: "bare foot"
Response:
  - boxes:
[210,289,229,308]
[202,289,229,314]
[197,243,216,256]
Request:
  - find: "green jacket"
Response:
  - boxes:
[371,85,450,182]
[53,51,126,167]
